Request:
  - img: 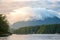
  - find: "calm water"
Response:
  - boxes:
[0,34,60,40]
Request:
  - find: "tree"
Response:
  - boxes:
[0,14,9,34]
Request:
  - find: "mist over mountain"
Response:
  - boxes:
[9,7,60,29]
[11,16,60,29]
[6,7,60,24]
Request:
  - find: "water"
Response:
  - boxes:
[0,34,60,40]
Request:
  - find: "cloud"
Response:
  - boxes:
[1,0,60,14]
[0,0,60,12]
[1,0,60,3]
[46,0,60,3]
[6,7,35,24]
[0,0,60,25]
[1,0,37,3]
[13,0,37,1]
[6,7,60,25]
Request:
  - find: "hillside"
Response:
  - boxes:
[13,24,60,34]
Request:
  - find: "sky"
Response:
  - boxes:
[0,0,60,25]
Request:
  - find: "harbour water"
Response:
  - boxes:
[0,34,60,40]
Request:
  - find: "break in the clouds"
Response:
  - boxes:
[6,7,60,24]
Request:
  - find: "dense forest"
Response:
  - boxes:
[13,24,60,34]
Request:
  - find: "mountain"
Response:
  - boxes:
[11,17,60,29]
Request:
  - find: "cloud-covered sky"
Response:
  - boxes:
[6,7,60,24]
[0,0,60,25]
[0,0,60,13]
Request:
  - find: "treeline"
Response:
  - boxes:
[13,24,60,34]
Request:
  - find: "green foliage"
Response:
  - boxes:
[0,14,9,34]
[13,24,60,34]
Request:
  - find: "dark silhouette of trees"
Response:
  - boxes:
[0,14,9,35]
